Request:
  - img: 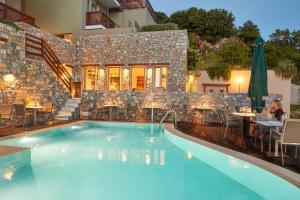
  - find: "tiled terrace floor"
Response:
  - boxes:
[0,120,299,174]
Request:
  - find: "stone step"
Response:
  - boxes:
[55,115,71,120]
[57,111,72,116]
[61,107,76,112]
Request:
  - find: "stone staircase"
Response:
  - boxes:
[55,98,82,120]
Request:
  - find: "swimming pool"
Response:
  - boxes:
[0,122,300,200]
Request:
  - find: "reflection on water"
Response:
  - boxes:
[86,148,166,167]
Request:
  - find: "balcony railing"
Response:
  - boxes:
[86,11,119,29]
[111,0,156,22]
[0,2,35,26]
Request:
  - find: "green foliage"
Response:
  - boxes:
[155,12,170,24]
[274,60,297,80]
[170,8,235,43]
[207,62,232,81]
[0,19,22,31]
[187,48,199,70]
[140,23,179,32]
[216,37,251,69]
[265,43,300,69]
[237,20,261,44]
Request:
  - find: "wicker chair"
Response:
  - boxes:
[12,104,33,128]
[0,104,14,128]
[39,101,55,125]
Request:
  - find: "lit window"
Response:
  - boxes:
[108,67,121,91]
[131,66,145,91]
[83,66,96,90]
[154,66,167,89]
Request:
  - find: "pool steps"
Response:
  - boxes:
[55,98,81,120]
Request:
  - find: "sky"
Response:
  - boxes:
[149,0,300,39]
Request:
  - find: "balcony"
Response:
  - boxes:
[0,2,35,26]
[110,0,156,22]
[86,11,120,29]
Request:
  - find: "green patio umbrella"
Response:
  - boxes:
[247,38,268,112]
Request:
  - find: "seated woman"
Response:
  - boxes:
[268,99,284,121]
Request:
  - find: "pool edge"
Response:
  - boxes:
[165,123,300,189]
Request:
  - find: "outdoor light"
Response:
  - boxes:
[189,75,194,82]
[3,73,15,82]
[237,78,243,94]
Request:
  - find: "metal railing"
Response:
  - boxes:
[86,11,120,28]
[111,0,156,22]
[160,110,177,127]
[0,2,35,26]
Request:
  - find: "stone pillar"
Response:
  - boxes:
[95,66,106,90]
[146,64,153,92]
[122,64,130,91]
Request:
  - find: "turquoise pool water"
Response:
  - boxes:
[0,122,300,200]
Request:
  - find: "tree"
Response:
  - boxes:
[155,12,170,24]
[269,29,291,45]
[169,8,235,43]
[290,30,300,50]
[204,9,235,43]
[237,20,261,44]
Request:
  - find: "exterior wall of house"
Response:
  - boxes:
[190,70,291,115]
[75,30,188,120]
[4,0,22,11]
[18,0,86,34]
[291,84,300,105]
[0,23,70,120]
[110,8,155,29]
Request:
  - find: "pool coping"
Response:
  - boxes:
[1,120,300,188]
[165,123,300,188]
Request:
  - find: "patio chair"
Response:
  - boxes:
[254,112,269,152]
[0,104,14,128]
[39,101,55,125]
[12,104,33,128]
[93,102,104,120]
[221,109,242,139]
[271,119,300,166]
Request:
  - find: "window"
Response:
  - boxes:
[154,65,167,89]
[131,66,145,91]
[108,67,121,91]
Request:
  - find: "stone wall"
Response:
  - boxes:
[186,93,283,123]
[18,22,77,66]
[0,23,70,123]
[75,30,188,92]
[0,23,25,77]
[76,30,188,121]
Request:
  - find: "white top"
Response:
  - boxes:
[255,121,283,127]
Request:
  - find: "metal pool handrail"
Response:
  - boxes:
[160,110,177,127]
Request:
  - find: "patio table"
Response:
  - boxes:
[26,105,44,126]
[255,120,283,156]
[231,112,256,137]
[103,104,119,121]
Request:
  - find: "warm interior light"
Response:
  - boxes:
[3,74,15,82]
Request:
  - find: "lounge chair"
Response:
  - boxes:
[271,119,300,166]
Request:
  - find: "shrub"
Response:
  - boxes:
[140,23,179,32]
[274,59,298,80]
[0,19,22,31]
